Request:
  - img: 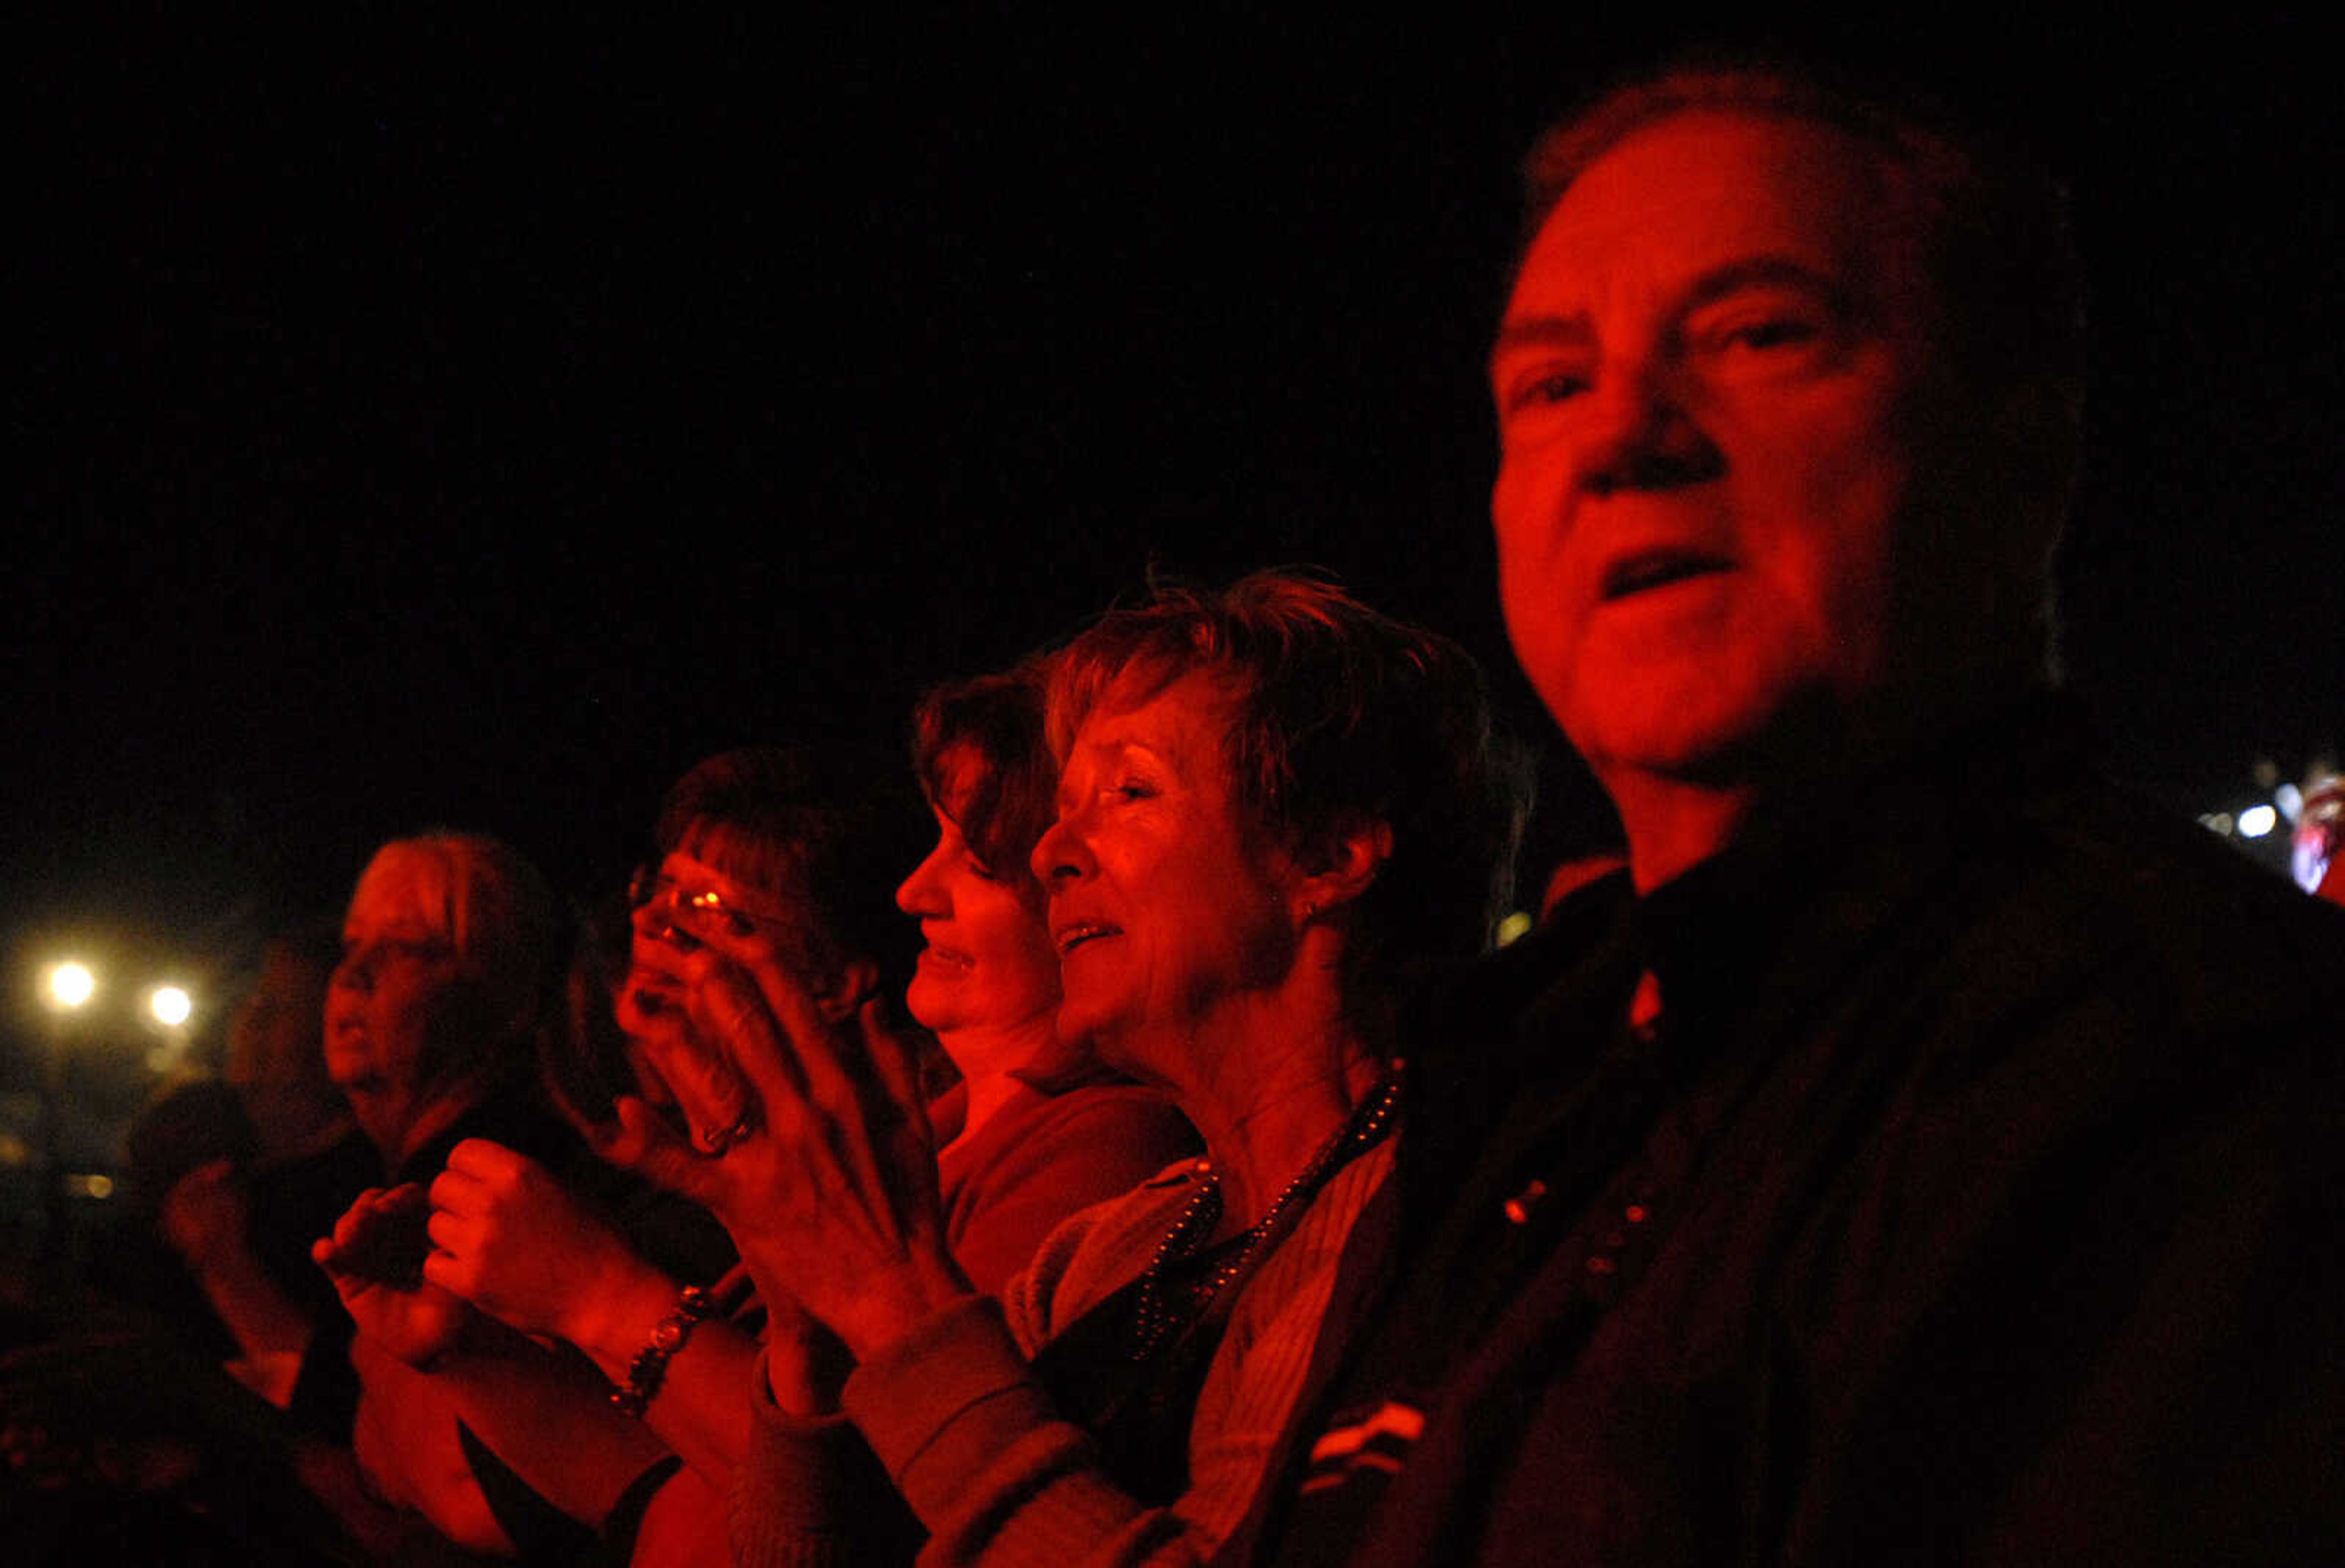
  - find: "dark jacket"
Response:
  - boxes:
[1254,699,2345,1566]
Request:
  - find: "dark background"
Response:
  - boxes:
[8,13,2338,1082]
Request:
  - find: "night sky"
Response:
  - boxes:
[10,15,2339,1063]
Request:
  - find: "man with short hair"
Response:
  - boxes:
[1246,63,2345,1565]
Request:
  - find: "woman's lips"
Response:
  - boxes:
[1052,920,1119,957]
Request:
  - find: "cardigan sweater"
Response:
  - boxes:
[731,1140,1394,1567]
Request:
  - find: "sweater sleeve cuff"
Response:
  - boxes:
[842,1294,1065,1511]
[740,1345,868,1533]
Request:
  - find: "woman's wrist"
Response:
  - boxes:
[565,1257,691,1381]
[824,1251,970,1363]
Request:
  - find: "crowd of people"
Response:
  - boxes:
[6,56,2341,1566]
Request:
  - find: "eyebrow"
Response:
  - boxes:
[1678,256,1853,319]
[1055,734,1177,802]
[1491,255,1852,369]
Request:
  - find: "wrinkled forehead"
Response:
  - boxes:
[1510,109,1930,327]
[1074,661,1248,758]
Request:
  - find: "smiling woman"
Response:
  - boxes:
[693,570,1526,1567]
[897,666,1203,1288]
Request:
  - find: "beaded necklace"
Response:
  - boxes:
[1126,1070,1402,1363]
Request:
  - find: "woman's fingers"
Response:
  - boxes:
[677,926,859,1122]
[442,1137,525,1183]
[856,999,929,1127]
[677,953,812,1126]
[631,981,761,1150]
[424,1166,483,1221]
[600,1095,730,1211]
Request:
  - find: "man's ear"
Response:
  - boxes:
[813,954,884,1023]
[1296,815,1394,922]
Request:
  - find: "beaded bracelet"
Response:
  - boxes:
[609,1283,716,1418]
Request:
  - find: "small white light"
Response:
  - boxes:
[48,962,96,1009]
[2238,804,2278,840]
[150,985,193,1026]
[2275,782,2303,824]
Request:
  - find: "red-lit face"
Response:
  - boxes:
[1492,111,1952,793]
[325,867,485,1095]
[897,748,1061,1039]
[1031,672,1303,1074]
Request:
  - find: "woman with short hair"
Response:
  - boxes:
[663,571,1521,1566]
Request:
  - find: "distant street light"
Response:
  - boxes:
[150,985,193,1027]
[37,960,98,1266]
[46,962,96,1010]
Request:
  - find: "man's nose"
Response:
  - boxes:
[1574,361,1723,497]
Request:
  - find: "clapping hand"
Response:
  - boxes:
[601,908,967,1359]
[314,1186,476,1369]
[423,1139,636,1348]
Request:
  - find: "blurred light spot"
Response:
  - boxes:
[150,985,192,1026]
[2238,804,2278,839]
[66,1173,115,1199]
[1496,911,1534,947]
[48,962,96,1008]
[2200,812,2235,836]
[2275,782,2303,824]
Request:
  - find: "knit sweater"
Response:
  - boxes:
[730,1141,1394,1567]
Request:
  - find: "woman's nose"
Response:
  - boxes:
[896,846,948,916]
[1031,812,1092,888]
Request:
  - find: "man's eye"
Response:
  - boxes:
[1732,319,1815,348]
[1705,314,1824,356]
[1507,371,1589,410]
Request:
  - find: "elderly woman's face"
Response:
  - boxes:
[325,865,489,1095]
[898,748,1061,1042]
[1033,671,1303,1067]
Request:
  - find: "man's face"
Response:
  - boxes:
[1491,110,1964,792]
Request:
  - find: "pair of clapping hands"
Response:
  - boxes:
[314,899,967,1371]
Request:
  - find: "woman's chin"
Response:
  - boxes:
[905,973,959,1035]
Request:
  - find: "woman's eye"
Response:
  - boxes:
[965,855,1001,881]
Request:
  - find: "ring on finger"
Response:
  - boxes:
[697,1112,760,1156]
